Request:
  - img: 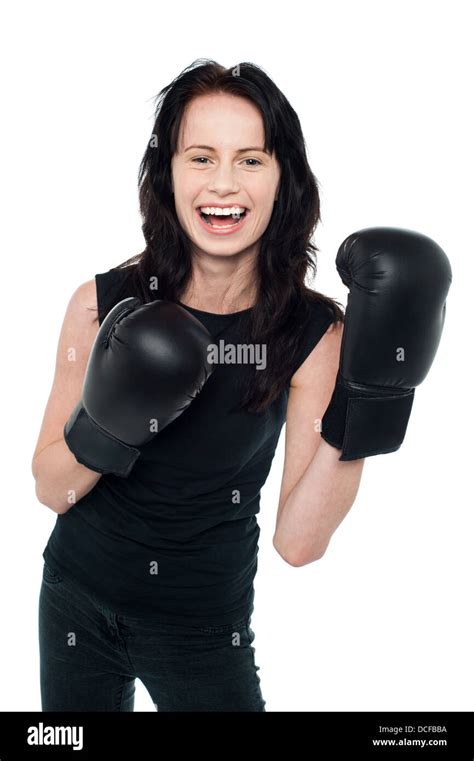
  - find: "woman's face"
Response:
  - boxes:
[171,93,281,258]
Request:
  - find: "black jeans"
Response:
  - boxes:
[38,561,266,712]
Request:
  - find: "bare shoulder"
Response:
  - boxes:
[60,278,99,343]
[67,278,98,315]
[290,319,343,389]
[58,278,100,368]
[53,276,101,383]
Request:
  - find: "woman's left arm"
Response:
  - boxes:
[273,321,365,566]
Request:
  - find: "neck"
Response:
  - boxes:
[180,250,258,314]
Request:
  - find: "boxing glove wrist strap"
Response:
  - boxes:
[321,374,415,461]
[64,401,141,477]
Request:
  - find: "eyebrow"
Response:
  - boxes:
[184,144,269,154]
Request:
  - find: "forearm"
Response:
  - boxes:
[273,437,364,566]
[33,439,101,514]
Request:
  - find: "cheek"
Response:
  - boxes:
[251,183,276,211]
[174,204,190,230]
[254,202,275,223]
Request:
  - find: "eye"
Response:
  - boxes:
[190,157,262,167]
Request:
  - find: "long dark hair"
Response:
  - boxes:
[108,58,344,413]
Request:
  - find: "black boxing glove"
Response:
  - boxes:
[321,227,452,460]
[64,297,213,477]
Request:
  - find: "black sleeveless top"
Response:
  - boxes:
[43,267,335,626]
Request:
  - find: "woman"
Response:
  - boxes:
[32,59,360,712]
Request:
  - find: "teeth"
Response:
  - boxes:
[199,206,247,216]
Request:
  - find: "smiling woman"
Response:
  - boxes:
[34,58,350,714]
[108,60,344,410]
[171,91,281,261]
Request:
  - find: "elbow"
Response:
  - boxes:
[34,479,68,515]
[272,533,328,567]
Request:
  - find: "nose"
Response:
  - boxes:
[206,160,240,197]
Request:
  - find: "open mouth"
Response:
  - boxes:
[197,208,248,229]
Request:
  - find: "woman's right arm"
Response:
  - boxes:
[31,279,103,514]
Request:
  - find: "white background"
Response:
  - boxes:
[1,0,471,712]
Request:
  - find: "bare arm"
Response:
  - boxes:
[31,279,102,514]
[273,321,365,566]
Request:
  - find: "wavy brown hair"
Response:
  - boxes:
[108,58,344,413]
